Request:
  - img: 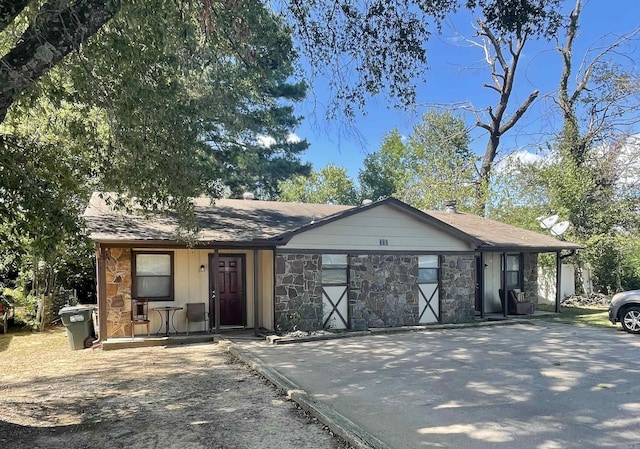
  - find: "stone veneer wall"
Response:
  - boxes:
[273,252,480,332]
[522,252,539,305]
[274,254,323,332]
[105,248,132,338]
[349,255,419,330]
[440,255,475,323]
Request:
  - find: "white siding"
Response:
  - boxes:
[482,252,502,313]
[260,250,274,331]
[133,248,274,332]
[538,263,577,305]
[284,204,473,252]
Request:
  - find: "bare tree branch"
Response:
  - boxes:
[500,90,539,134]
[466,19,537,213]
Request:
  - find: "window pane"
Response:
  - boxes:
[506,255,520,271]
[137,276,171,297]
[506,271,520,289]
[323,269,347,285]
[418,268,438,284]
[322,254,347,268]
[418,255,438,268]
[137,254,171,276]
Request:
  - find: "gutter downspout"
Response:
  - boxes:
[95,243,108,347]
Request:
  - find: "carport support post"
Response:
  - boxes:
[555,251,562,313]
[214,249,220,333]
[479,252,485,319]
[253,249,259,336]
[502,252,508,317]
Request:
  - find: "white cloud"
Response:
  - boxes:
[287,133,302,143]
[256,135,277,148]
[256,133,302,148]
[598,134,640,188]
[494,150,545,174]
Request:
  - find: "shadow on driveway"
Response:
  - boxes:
[235,323,640,449]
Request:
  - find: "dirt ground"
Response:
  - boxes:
[0,327,351,449]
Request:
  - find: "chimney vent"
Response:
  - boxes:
[444,200,457,213]
[242,192,255,200]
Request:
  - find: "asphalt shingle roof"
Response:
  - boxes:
[426,210,581,251]
[83,192,354,243]
[84,193,581,251]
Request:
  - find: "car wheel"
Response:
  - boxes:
[621,306,640,334]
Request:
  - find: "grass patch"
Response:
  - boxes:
[528,306,611,328]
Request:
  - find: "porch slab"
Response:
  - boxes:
[101,329,266,350]
[101,333,216,350]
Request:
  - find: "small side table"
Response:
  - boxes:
[152,306,183,336]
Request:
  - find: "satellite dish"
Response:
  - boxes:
[550,221,570,236]
[539,214,559,229]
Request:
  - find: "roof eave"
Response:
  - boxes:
[94,239,279,248]
[477,244,583,253]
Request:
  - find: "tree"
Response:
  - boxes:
[404,110,475,210]
[546,0,640,292]
[469,18,541,213]
[359,110,474,210]
[278,164,359,205]
[0,0,120,123]
[2,0,309,234]
[358,129,410,201]
[282,0,562,118]
[1,0,310,324]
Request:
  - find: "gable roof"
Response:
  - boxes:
[271,197,484,248]
[84,192,581,252]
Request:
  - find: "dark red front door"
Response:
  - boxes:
[213,255,244,326]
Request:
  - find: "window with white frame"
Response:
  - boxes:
[321,254,348,285]
[505,254,521,290]
[418,255,439,284]
[133,252,174,301]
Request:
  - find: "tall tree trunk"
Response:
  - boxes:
[472,20,538,214]
[0,0,120,123]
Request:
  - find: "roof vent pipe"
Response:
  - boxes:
[444,200,457,213]
[242,192,255,200]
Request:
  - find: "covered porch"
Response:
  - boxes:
[96,245,277,342]
[475,249,576,319]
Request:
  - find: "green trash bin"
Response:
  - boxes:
[59,306,96,350]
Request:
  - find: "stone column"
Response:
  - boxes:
[523,252,539,306]
[274,253,322,332]
[440,255,475,323]
[105,248,132,337]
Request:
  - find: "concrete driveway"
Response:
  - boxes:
[234,323,640,449]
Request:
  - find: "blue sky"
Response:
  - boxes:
[290,1,640,181]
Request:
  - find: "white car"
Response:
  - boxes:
[609,290,640,334]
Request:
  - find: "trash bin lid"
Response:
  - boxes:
[59,305,95,315]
